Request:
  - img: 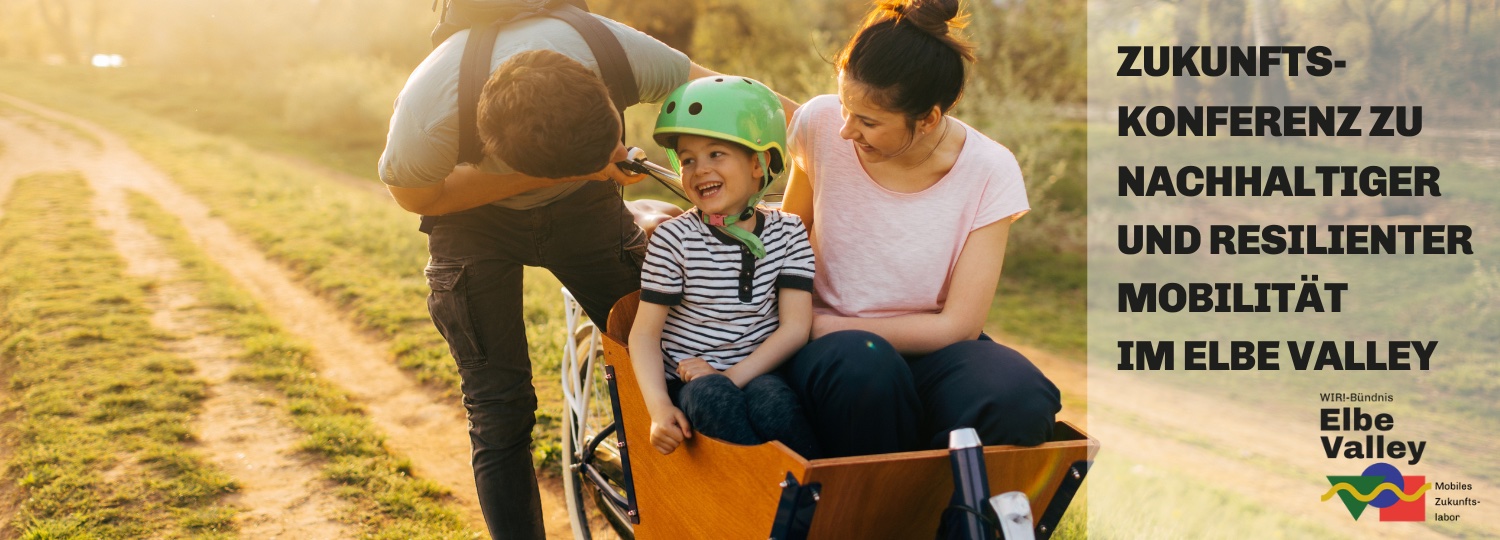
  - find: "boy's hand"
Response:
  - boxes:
[649,407,693,454]
[676,358,718,382]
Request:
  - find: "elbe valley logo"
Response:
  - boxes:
[1323,462,1429,521]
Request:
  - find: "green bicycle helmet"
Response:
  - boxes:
[654,76,787,257]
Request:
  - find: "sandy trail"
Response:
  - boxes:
[91,131,355,538]
[0,93,585,538]
[0,106,354,538]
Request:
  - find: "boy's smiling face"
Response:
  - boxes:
[674,134,763,217]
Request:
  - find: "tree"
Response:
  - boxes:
[591,0,699,56]
[36,0,79,63]
[1340,0,1444,101]
[1172,0,1202,105]
[1250,0,1291,105]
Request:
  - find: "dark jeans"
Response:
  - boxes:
[669,373,822,459]
[421,182,645,540]
[784,330,1061,458]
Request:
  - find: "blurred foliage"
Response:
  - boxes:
[0,0,1090,353]
[0,0,1085,108]
[1093,0,1500,110]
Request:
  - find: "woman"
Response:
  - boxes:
[781,0,1060,457]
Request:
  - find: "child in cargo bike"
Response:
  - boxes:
[628,77,820,459]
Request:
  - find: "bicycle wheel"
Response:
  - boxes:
[560,290,635,540]
[561,389,592,540]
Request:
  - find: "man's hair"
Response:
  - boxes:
[478,50,621,178]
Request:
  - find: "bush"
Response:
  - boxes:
[280,56,406,137]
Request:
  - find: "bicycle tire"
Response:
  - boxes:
[561,401,593,540]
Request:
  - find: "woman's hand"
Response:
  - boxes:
[675,357,719,382]
[648,406,693,455]
[806,220,1011,354]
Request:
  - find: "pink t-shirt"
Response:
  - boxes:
[787,95,1029,318]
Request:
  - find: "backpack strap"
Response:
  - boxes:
[457,21,504,165]
[545,4,639,112]
[455,0,639,166]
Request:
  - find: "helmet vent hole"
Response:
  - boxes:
[688,102,702,115]
[665,101,676,114]
[714,78,724,82]
[743,78,753,84]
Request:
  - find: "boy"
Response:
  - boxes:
[628,77,820,458]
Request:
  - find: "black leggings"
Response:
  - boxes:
[670,373,822,459]
[783,330,1061,457]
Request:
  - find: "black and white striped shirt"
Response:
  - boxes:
[640,208,815,377]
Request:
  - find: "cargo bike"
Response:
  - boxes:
[556,153,1098,540]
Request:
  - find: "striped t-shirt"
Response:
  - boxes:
[640,208,815,377]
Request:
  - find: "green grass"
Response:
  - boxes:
[124,190,477,538]
[0,64,384,180]
[0,96,102,149]
[3,61,1089,359]
[0,63,1088,479]
[1088,132,1500,481]
[0,64,578,471]
[0,99,50,142]
[991,247,1087,354]
[1084,456,1341,539]
[0,173,237,538]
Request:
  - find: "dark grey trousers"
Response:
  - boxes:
[784,330,1061,458]
[670,372,822,459]
[421,182,645,540]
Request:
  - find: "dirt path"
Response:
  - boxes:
[0,94,584,538]
[91,143,354,538]
[0,107,355,537]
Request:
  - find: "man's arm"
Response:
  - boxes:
[387,144,643,216]
[387,166,562,216]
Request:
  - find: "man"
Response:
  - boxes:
[378,12,714,539]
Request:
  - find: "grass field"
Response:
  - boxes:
[1075,118,1500,538]
[1089,131,1500,488]
[0,171,477,537]
[0,59,1079,540]
[0,63,1088,473]
[0,61,1087,354]
[0,173,237,537]
[126,190,476,537]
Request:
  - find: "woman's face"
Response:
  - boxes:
[836,72,917,164]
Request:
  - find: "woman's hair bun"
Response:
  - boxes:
[878,0,962,38]
[839,0,975,117]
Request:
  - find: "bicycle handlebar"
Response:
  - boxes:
[616,147,688,201]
